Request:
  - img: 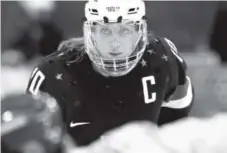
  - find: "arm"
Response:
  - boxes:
[158,38,194,125]
[26,67,46,97]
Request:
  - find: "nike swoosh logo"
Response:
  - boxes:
[70,122,90,128]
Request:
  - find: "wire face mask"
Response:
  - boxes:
[84,19,147,77]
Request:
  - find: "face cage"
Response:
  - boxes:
[83,20,148,77]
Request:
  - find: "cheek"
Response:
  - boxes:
[123,37,135,48]
[94,33,102,44]
[94,35,108,48]
[121,36,138,55]
[95,40,110,56]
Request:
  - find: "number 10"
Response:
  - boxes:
[142,76,156,104]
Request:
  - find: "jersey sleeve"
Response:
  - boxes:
[26,59,68,122]
[26,66,46,97]
[163,37,187,85]
[26,52,59,97]
[160,38,194,109]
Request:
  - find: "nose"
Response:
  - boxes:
[111,40,121,52]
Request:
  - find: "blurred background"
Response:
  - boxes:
[1,1,227,117]
[1,1,227,153]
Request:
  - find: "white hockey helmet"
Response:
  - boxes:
[83,0,148,77]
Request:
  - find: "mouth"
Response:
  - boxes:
[109,52,122,56]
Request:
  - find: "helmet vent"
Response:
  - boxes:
[128,8,135,12]
[128,8,138,15]
[89,8,99,15]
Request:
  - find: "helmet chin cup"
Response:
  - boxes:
[89,50,144,77]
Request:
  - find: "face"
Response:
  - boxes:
[92,22,140,59]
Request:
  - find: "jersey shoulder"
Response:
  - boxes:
[27,38,87,96]
[146,35,183,70]
[158,36,187,70]
[147,35,180,60]
[36,37,87,74]
[146,35,188,92]
[147,35,187,70]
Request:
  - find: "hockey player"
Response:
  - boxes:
[27,0,194,146]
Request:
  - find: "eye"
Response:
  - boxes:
[119,27,132,35]
[100,27,112,35]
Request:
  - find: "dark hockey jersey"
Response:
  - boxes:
[26,36,189,146]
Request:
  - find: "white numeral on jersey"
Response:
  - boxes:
[29,69,45,96]
[164,38,183,63]
[142,76,156,104]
